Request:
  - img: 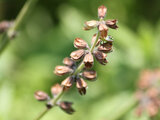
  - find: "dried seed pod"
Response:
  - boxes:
[106,19,118,29]
[34,91,49,101]
[54,66,73,76]
[91,34,101,46]
[59,101,75,114]
[98,42,113,53]
[61,77,74,89]
[70,49,85,61]
[0,21,12,33]
[98,5,107,18]
[51,84,63,97]
[82,70,97,80]
[74,38,88,49]
[83,52,94,69]
[76,78,87,95]
[98,23,108,38]
[63,57,74,67]
[84,20,99,30]
[94,51,108,65]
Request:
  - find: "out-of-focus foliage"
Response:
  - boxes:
[0,0,160,120]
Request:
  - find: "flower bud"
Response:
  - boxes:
[91,33,101,46]
[54,66,73,76]
[51,84,63,97]
[98,42,113,53]
[74,38,88,49]
[61,77,74,89]
[70,49,85,61]
[59,101,75,114]
[34,91,49,101]
[83,52,94,69]
[146,87,159,98]
[82,70,97,80]
[98,5,107,18]
[98,24,108,38]
[84,20,99,30]
[76,78,87,95]
[106,19,118,29]
[63,57,74,67]
[94,51,108,65]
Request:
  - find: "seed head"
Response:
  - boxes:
[83,52,94,69]
[51,84,63,97]
[61,77,74,90]
[106,19,118,29]
[82,70,97,80]
[70,49,85,61]
[34,91,49,101]
[76,78,87,95]
[94,51,108,65]
[98,42,113,53]
[63,57,74,67]
[84,20,99,30]
[74,38,88,49]
[59,101,75,114]
[98,23,108,38]
[54,66,73,76]
[98,5,107,18]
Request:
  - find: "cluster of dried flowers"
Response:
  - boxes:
[35,5,118,115]
[135,69,160,117]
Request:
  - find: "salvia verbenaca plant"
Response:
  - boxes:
[135,69,160,118]
[34,5,118,119]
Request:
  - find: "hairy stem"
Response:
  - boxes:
[0,0,39,55]
[34,32,100,120]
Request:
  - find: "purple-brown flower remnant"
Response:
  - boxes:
[0,21,13,34]
[135,69,160,117]
[34,83,75,113]
[35,5,118,118]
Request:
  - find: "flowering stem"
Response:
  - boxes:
[0,0,39,55]
[34,31,100,120]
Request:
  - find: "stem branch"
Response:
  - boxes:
[0,0,39,55]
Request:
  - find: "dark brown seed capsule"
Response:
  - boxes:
[98,5,107,18]
[70,49,85,61]
[51,84,63,97]
[61,77,74,90]
[83,52,94,69]
[106,19,118,29]
[54,66,73,76]
[34,91,49,101]
[59,101,75,114]
[74,38,88,49]
[98,23,108,38]
[94,51,108,65]
[76,78,87,95]
[91,33,101,46]
[82,70,97,80]
[98,42,112,53]
[84,20,99,30]
[63,57,74,67]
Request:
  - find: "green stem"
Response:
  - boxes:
[34,32,100,120]
[0,0,39,55]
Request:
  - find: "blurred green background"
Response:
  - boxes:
[0,0,160,120]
